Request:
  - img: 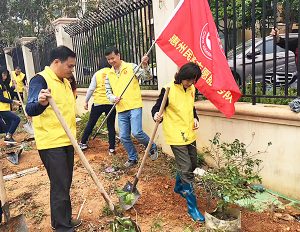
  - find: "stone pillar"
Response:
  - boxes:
[153,0,180,90]
[52,18,78,50]
[3,47,14,73]
[19,37,37,81]
[52,18,79,80]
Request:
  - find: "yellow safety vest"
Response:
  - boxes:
[11,71,26,93]
[162,82,196,145]
[32,66,76,150]
[0,85,11,111]
[93,68,111,105]
[107,62,142,112]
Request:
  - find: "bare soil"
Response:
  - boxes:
[1,131,300,232]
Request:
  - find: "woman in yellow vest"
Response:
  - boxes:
[79,58,116,155]
[0,70,21,144]
[10,66,27,101]
[151,62,205,222]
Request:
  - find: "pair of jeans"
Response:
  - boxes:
[118,107,157,161]
[0,111,20,135]
[170,141,197,184]
[81,104,116,150]
[39,146,74,232]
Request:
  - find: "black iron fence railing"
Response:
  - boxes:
[20,0,298,105]
[202,0,300,105]
[65,0,157,89]
[25,32,57,75]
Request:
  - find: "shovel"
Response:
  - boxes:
[120,88,170,210]
[0,163,28,231]
[48,97,140,230]
[10,76,34,137]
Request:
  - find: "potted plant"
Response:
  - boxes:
[195,133,271,231]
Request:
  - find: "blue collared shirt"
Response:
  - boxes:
[25,75,49,116]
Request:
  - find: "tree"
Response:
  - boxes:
[209,0,298,32]
[0,0,98,49]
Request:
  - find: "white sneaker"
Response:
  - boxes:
[79,143,87,150]
[108,149,116,155]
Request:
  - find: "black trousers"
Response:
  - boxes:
[12,92,23,101]
[39,146,74,232]
[81,104,116,149]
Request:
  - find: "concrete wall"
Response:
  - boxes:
[195,101,300,201]
[76,89,300,200]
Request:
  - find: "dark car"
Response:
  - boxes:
[228,34,298,84]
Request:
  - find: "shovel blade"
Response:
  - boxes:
[0,215,28,232]
[23,123,34,136]
[119,181,140,211]
[6,152,19,165]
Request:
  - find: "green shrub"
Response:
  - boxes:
[200,133,271,213]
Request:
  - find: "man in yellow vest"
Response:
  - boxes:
[26,46,81,231]
[11,66,27,100]
[105,47,158,168]
[79,57,116,154]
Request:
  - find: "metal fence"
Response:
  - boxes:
[25,32,57,75]
[207,0,300,105]
[64,0,300,104]
[64,0,157,89]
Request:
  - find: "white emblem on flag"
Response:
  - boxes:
[200,23,225,60]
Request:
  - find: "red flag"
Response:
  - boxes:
[156,0,241,118]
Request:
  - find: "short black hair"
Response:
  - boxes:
[174,62,202,84]
[99,56,112,69]
[104,47,119,56]
[49,46,76,64]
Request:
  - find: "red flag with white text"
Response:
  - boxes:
[156,0,241,118]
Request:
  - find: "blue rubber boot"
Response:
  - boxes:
[174,174,184,197]
[181,183,205,222]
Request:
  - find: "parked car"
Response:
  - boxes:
[228,34,298,84]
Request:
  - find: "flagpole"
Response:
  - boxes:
[155,0,185,40]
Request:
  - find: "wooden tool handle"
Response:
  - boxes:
[132,87,170,188]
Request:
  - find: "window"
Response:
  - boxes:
[256,40,285,54]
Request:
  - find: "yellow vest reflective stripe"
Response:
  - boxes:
[93,68,111,105]
[32,67,76,150]
[0,85,11,111]
[162,82,196,145]
[11,71,26,93]
[107,62,142,112]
